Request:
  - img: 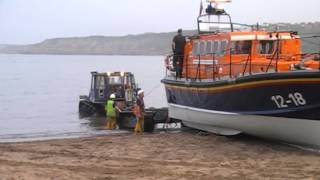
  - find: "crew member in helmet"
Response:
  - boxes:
[133,89,145,134]
[172,29,186,78]
[105,93,118,129]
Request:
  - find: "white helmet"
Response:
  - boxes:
[110,94,116,99]
[138,89,144,95]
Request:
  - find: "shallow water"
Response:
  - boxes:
[0,54,167,142]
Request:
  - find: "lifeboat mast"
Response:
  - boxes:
[198,0,233,34]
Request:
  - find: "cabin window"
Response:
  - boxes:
[213,41,220,54]
[231,41,252,54]
[206,41,213,55]
[96,76,105,89]
[259,40,274,54]
[200,41,206,55]
[192,42,200,56]
[219,41,227,55]
[109,76,121,85]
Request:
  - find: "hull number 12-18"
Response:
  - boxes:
[271,92,307,108]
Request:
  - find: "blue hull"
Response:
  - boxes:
[162,71,320,121]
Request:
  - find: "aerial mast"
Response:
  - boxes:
[198,0,233,33]
[206,0,232,12]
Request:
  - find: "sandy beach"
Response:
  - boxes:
[0,130,320,180]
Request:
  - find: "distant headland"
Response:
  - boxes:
[1,22,319,56]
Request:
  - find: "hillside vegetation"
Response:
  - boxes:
[0,22,319,55]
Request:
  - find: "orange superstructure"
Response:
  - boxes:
[167,30,319,80]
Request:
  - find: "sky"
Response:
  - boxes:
[0,0,319,44]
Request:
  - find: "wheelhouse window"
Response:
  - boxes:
[193,40,228,56]
[206,41,213,55]
[213,41,220,55]
[200,41,206,55]
[219,41,227,56]
[231,41,252,54]
[192,42,200,56]
[259,40,274,54]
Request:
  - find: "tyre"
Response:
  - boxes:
[79,100,96,117]
[118,112,136,130]
[144,112,155,132]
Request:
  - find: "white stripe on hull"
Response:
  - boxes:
[169,103,320,147]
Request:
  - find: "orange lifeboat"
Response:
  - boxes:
[161,0,320,147]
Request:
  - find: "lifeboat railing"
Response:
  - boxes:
[265,34,282,73]
[197,12,258,34]
[318,54,320,70]
[165,52,320,81]
[165,52,259,81]
[266,48,280,73]
[195,55,201,81]
[242,53,252,75]
[165,54,185,79]
[229,48,232,77]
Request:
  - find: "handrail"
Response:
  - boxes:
[229,48,232,78]
[249,52,252,75]
[212,53,216,80]
[166,60,274,80]
[266,48,278,72]
[185,54,189,80]
[165,51,320,81]
[242,54,252,75]
[318,55,320,71]
[318,47,320,70]
[197,13,234,34]
[196,55,201,81]
[275,35,281,72]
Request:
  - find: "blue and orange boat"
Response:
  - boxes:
[161,0,320,147]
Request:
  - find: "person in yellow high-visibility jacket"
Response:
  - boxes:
[105,94,117,129]
[133,90,145,134]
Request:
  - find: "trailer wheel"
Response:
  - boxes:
[79,100,96,117]
[144,114,155,132]
[117,112,136,130]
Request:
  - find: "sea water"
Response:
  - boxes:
[0,54,167,142]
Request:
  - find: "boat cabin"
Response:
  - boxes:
[88,71,136,105]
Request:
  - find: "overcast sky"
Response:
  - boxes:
[0,0,319,44]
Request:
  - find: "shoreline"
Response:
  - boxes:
[0,130,130,144]
[0,131,319,179]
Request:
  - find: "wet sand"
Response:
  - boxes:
[0,130,320,180]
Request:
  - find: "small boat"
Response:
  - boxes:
[161,0,320,147]
[79,71,169,132]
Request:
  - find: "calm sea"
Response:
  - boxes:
[0,54,167,142]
